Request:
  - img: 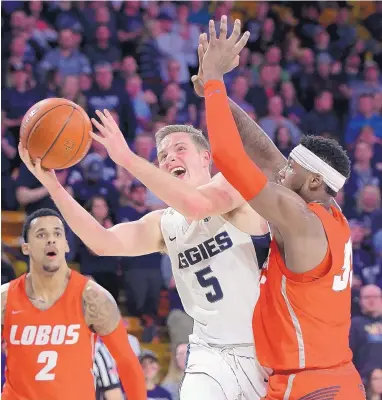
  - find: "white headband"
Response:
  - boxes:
[289,144,346,192]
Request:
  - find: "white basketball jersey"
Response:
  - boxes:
[161,208,265,345]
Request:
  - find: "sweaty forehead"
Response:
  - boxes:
[30,216,64,232]
[157,132,191,153]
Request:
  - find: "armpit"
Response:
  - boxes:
[82,281,121,336]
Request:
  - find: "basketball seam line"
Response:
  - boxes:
[55,107,87,169]
[40,106,75,164]
[25,104,69,149]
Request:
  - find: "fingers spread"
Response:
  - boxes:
[219,15,228,40]
[95,110,112,131]
[201,33,208,52]
[89,131,106,144]
[91,117,107,136]
[229,19,241,44]
[209,19,216,43]
[104,109,119,130]
[234,31,250,55]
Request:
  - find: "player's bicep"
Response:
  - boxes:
[106,210,165,256]
[83,281,121,336]
[248,182,313,233]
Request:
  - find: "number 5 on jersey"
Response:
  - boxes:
[195,266,223,303]
[332,239,353,292]
[35,351,58,381]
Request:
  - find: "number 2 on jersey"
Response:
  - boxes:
[332,239,353,292]
[195,266,223,303]
[35,351,58,381]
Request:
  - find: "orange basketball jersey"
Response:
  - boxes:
[253,203,353,372]
[2,271,96,400]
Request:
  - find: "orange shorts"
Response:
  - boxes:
[263,363,365,400]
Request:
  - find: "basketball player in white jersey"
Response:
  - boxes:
[18,20,269,400]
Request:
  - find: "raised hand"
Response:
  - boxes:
[90,110,133,166]
[191,26,241,98]
[203,16,249,82]
[18,144,60,191]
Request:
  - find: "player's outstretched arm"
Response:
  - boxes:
[91,110,248,220]
[83,280,147,400]
[18,144,165,257]
[202,18,320,237]
[193,32,287,183]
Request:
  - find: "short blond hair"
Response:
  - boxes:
[155,124,210,152]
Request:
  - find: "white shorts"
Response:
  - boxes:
[181,334,268,400]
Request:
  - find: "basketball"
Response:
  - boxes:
[20,98,92,170]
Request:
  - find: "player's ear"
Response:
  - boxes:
[309,173,324,189]
[202,150,211,167]
[21,243,30,256]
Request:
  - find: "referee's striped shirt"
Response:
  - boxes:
[93,339,122,400]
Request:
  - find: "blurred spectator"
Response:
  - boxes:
[274,126,294,158]
[118,182,162,342]
[136,21,163,91]
[78,195,119,301]
[280,80,306,126]
[172,4,200,76]
[139,350,173,400]
[373,92,382,116]
[15,165,70,215]
[39,27,91,82]
[188,1,210,27]
[133,133,156,162]
[301,91,340,140]
[245,64,276,118]
[364,2,382,41]
[119,55,138,81]
[72,155,119,212]
[295,3,320,48]
[59,75,86,110]
[350,285,382,382]
[1,125,18,211]
[1,249,16,285]
[327,5,357,59]
[352,184,382,236]
[161,255,193,355]
[293,48,315,107]
[259,95,301,144]
[351,61,382,116]
[162,343,188,400]
[312,26,331,59]
[350,220,379,289]
[282,35,301,78]
[229,76,255,115]
[345,94,382,146]
[366,368,382,400]
[2,63,46,137]
[126,74,157,133]
[251,17,280,54]
[117,1,144,56]
[85,25,122,70]
[156,12,190,85]
[159,82,193,125]
[345,141,382,200]
[85,61,137,140]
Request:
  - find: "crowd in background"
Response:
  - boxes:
[1,1,382,399]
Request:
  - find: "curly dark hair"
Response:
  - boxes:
[300,135,351,197]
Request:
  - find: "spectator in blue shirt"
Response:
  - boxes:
[85,61,137,140]
[345,94,382,146]
[38,27,91,82]
[139,350,173,400]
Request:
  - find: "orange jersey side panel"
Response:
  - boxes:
[253,204,353,371]
[2,271,96,400]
